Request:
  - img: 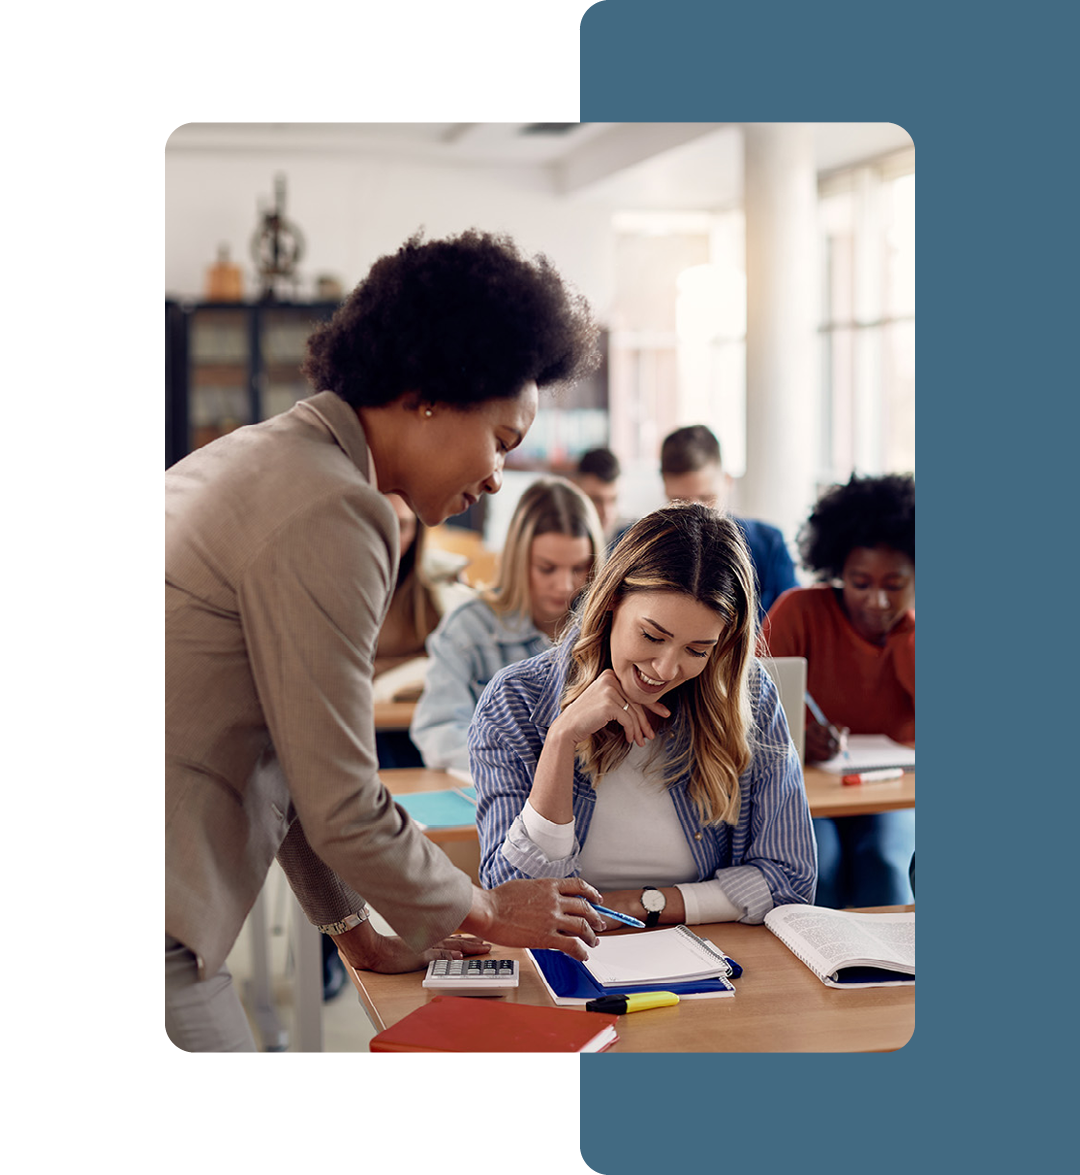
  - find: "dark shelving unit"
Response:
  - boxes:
[165,300,340,467]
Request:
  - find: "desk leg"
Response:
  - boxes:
[291,895,324,1052]
[244,888,288,1052]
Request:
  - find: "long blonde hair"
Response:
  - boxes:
[561,503,758,826]
[486,476,605,629]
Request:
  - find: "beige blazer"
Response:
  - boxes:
[166,391,472,979]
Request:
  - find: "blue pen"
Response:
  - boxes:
[804,692,849,760]
[588,901,646,928]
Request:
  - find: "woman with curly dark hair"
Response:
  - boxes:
[764,472,915,909]
[166,229,605,1050]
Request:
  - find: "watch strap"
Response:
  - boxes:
[316,907,370,936]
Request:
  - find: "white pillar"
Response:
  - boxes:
[741,124,819,542]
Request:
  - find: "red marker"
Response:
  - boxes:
[842,768,905,786]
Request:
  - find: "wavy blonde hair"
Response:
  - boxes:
[486,476,605,630]
[561,503,758,826]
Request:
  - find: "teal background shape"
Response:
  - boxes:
[578,1,1075,1171]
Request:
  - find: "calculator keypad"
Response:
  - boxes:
[428,959,517,977]
[422,958,520,994]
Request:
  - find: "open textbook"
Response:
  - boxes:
[764,905,914,988]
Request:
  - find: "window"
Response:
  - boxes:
[818,149,915,481]
[607,147,914,496]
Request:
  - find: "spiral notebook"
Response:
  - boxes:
[818,734,915,774]
[527,926,738,1006]
[581,925,736,987]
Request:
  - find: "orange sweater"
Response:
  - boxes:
[763,584,914,745]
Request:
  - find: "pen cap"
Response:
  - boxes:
[585,996,627,1014]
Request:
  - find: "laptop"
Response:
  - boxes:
[759,656,807,763]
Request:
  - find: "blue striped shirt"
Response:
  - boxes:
[468,639,817,922]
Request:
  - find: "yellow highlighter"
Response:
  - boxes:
[585,991,680,1014]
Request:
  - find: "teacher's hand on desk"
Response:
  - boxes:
[460,877,606,961]
[333,920,492,974]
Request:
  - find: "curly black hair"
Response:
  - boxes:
[798,473,915,581]
[302,228,599,408]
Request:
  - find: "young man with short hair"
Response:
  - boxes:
[660,425,797,615]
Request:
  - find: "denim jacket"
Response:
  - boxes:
[410,597,551,770]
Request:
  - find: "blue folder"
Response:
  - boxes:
[394,788,477,830]
[529,946,741,1001]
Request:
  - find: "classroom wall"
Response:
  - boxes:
[165,131,909,549]
[164,143,618,319]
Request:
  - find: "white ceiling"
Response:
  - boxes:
[166,122,913,211]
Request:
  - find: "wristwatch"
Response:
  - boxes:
[316,908,370,936]
[640,886,666,928]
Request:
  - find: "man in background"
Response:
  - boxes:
[660,424,797,615]
[575,446,623,545]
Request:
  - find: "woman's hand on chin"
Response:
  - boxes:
[553,669,669,749]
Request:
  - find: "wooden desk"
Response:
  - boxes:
[802,765,915,818]
[373,701,417,731]
[381,765,915,824]
[346,910,914,1052]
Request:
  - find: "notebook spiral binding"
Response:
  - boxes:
[764,925,819,979]
[675,924,734,976]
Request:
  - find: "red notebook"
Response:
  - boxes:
[369,996,619,1053]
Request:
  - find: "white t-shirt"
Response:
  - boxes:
[521,742,743,923]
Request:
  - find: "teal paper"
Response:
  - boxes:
[394,790,477,830]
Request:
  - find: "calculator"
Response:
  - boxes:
[421,958,520,997]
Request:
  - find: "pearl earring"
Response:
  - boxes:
[424,408,433,417]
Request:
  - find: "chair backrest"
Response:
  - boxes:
[758,656,807,763]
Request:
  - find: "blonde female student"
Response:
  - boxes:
[472,503,816,928]
[411,476,605,772]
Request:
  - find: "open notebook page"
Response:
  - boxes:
[819,734,915,774]
[582,925,731,987]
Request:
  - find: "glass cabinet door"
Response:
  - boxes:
[168,302,340,463]
[259,308,325,420]
[188,306,252,451]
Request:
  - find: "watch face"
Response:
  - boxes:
[641,888,666,913]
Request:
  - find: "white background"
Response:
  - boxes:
[6,3,603,1173]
